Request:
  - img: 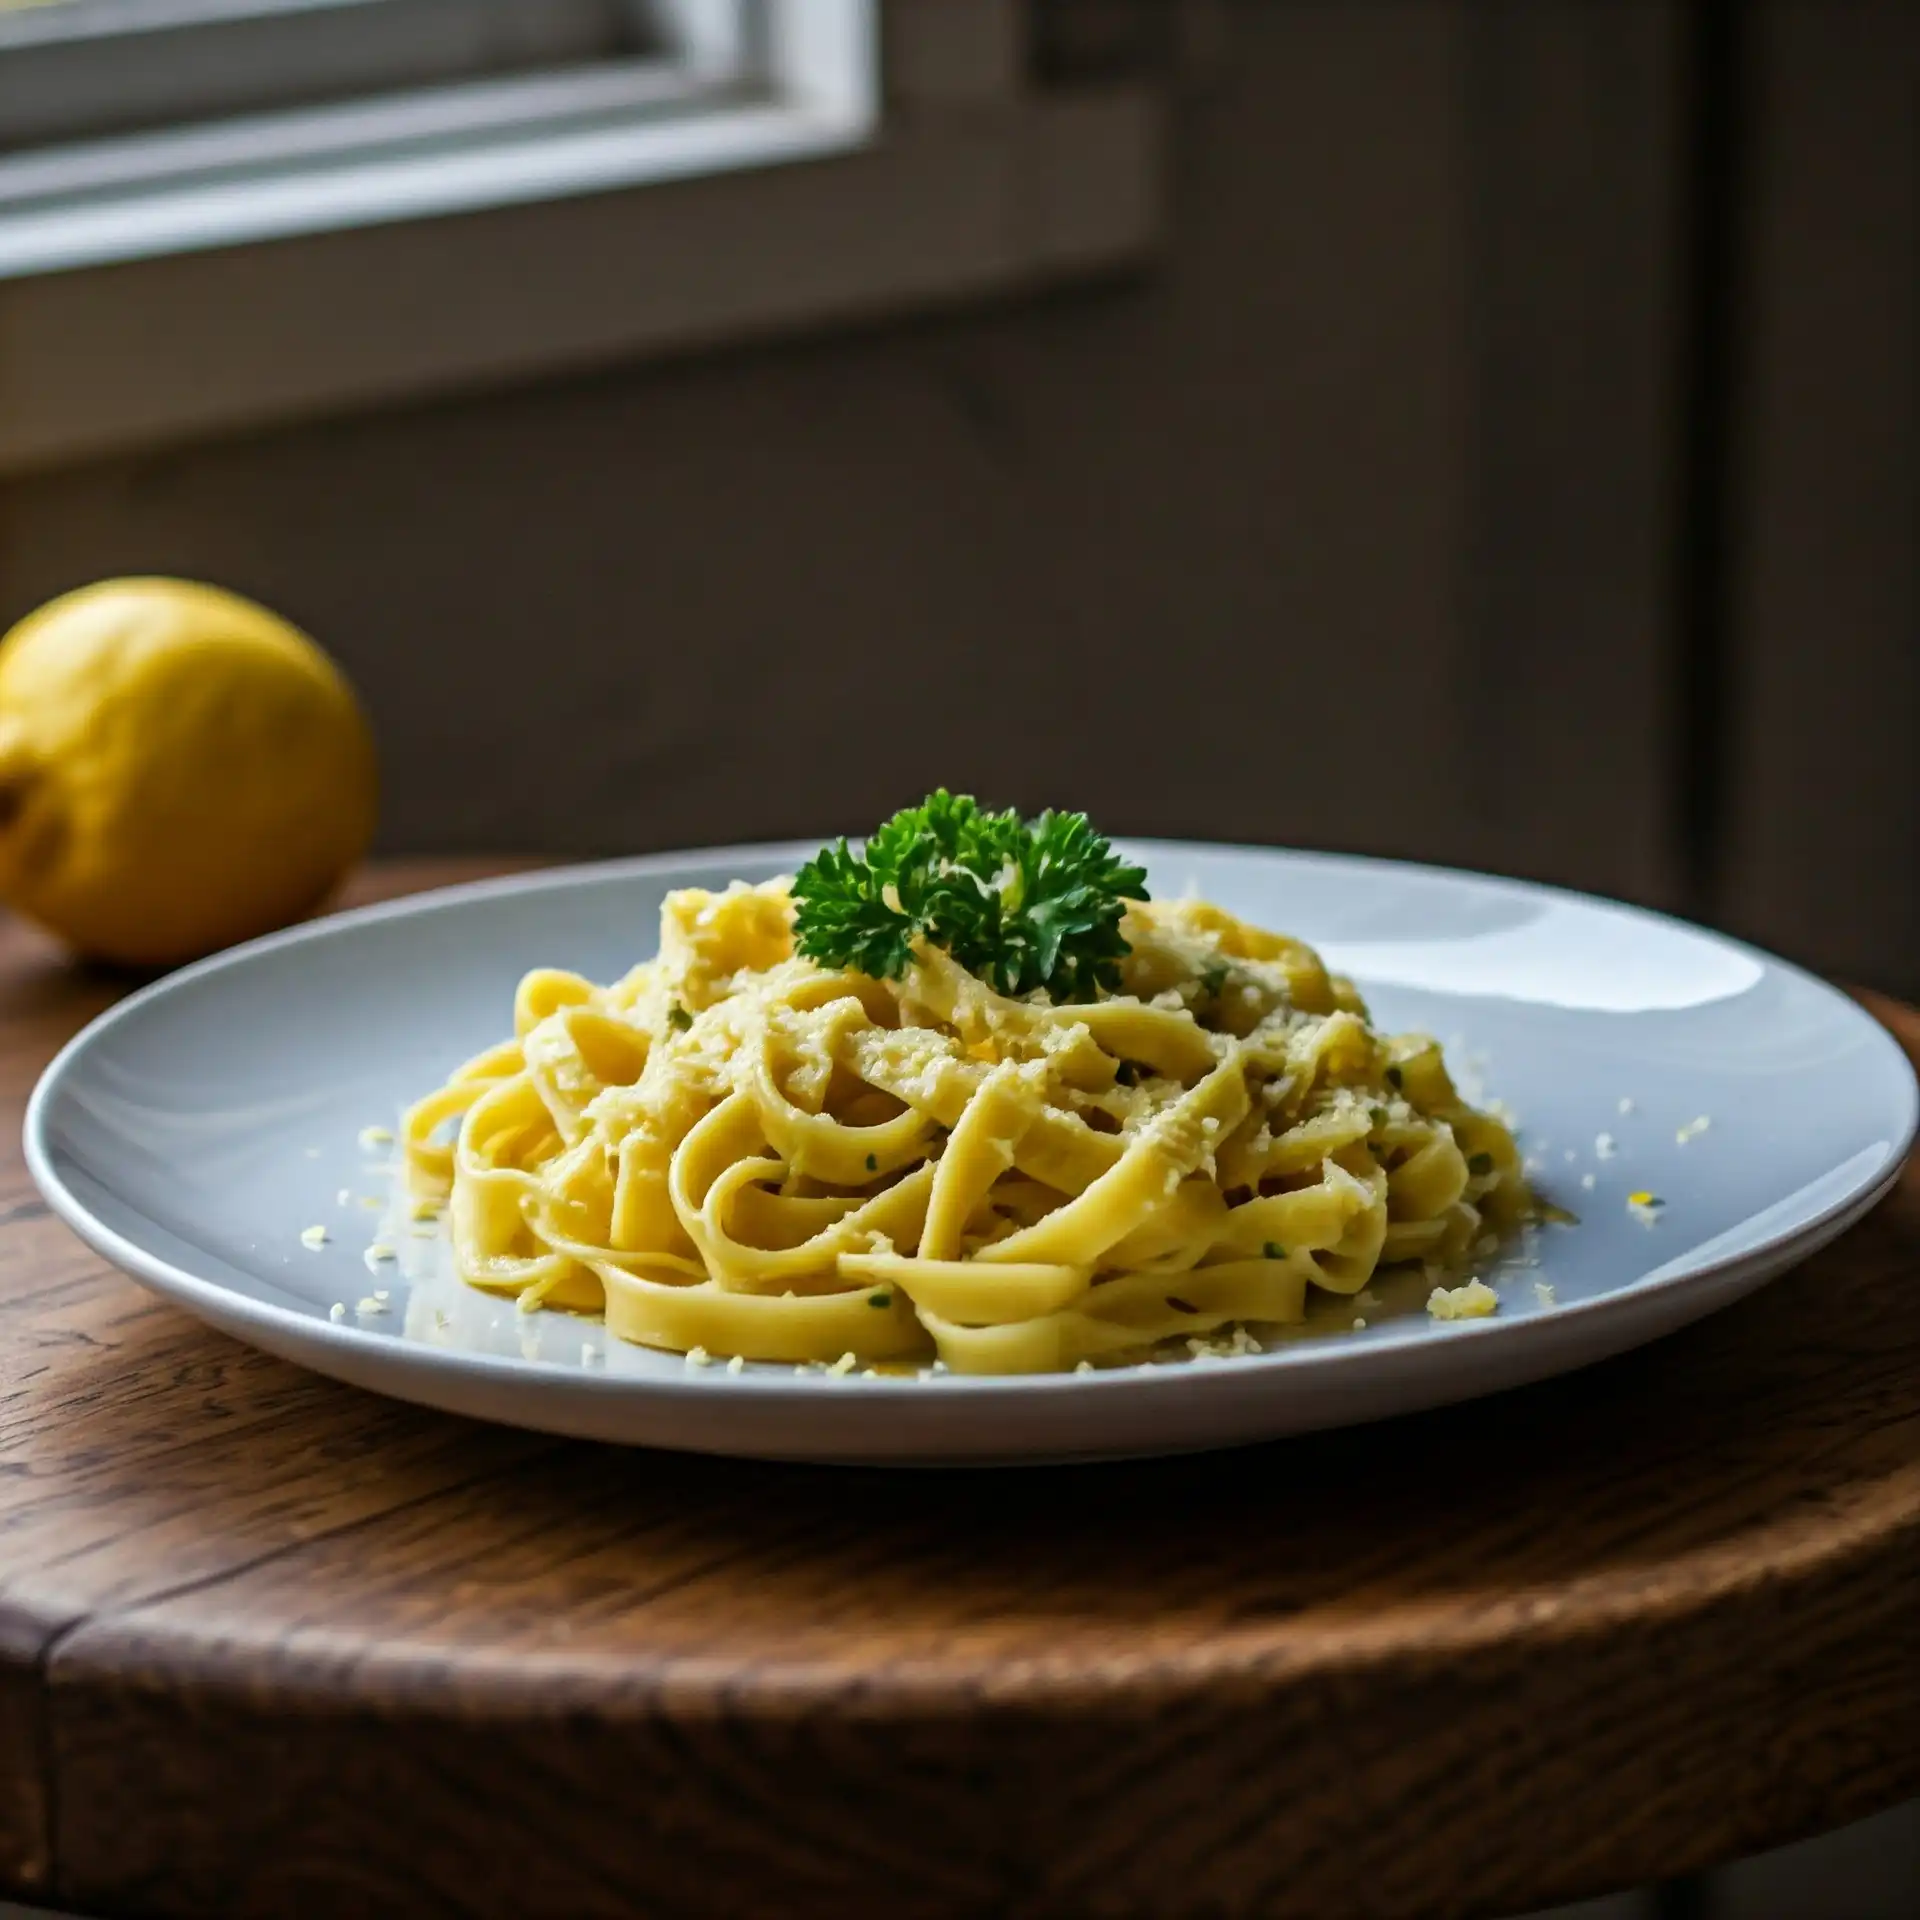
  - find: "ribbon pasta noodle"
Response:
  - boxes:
[404,880,1531,1373]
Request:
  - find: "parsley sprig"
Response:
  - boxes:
[791,790,1148,1001]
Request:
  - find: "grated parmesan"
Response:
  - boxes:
[298,1224,329,1250]
[1179,1325,1265,1361]
[1427,1278,1498,1321]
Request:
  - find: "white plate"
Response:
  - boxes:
[25,843,1918,1463]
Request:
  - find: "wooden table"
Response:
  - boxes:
[0,862,1913,1920]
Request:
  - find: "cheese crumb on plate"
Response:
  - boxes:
[1428,1278,1499,1321]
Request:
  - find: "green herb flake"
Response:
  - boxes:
[1263,1241,1286,1261]
[868,1290,893,1308]
[1385,1065,1403,1088]
[865,1153,878,1172]
[790,790,1148,1002]
[1371,1105,1389,1129]
[1468,1151,1494,1175]
[666,1004,692,1033]
[1199,959,1231,999]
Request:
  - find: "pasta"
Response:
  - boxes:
[403,877,1532,1373]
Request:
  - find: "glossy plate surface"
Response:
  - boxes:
[25,844,1918,1462]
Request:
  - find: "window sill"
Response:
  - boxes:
[0,2,1162,476]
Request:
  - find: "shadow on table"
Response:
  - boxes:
[1531,1797,1918,1918]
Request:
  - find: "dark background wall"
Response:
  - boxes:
[1720,0,1918,997]
[0,0,1912,996]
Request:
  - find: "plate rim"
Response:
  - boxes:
[23,839,1920,1413]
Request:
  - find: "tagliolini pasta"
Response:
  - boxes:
[403,881,1531,1373]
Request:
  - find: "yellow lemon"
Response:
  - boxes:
[0,578,377,967]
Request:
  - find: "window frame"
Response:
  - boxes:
[0,0,875,275]
[0,1,662,152]
[0,0,1163,474]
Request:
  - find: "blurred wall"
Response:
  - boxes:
[1720,0,1919,996]
[0,1,1687,910]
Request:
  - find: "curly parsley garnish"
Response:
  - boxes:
[791,790,1148,1001]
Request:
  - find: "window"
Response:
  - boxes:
[2,2,671,150]
[0,0,874,271]
[0,1,1161,471]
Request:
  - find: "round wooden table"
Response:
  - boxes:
[0,863,1912,1920]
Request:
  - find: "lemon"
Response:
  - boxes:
[0,578,377,967]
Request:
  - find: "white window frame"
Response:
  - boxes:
[1,1,665,151]
[0,1,876,279]
[0,0,1163,474]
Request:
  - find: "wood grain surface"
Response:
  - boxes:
[0,863,1912,1919]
